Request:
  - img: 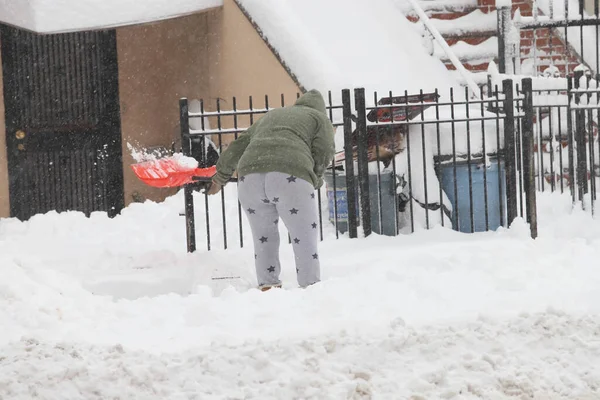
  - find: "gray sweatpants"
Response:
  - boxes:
[237,172,320,288]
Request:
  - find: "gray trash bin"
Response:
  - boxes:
[324,171,397,236]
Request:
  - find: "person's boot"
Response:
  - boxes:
[259,283,282,292]
[299,281,319,289]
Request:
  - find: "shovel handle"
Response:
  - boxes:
[191,176,213,182]
[191,176,238,183]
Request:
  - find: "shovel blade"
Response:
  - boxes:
[131,156,216,188]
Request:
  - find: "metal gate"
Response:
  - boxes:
[529,70,599,211]
[1,26,124,219]
[178,80,539,253]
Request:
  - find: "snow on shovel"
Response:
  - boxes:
[131,154,216,188]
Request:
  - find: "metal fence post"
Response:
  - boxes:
[503,79,518,226]
[180,98,196,253]
[497,7,509,74]
[573,70,589,204]
[497,6,517,74]
[521,78,538,238]
[342,89,358,238]
[354,88,371,237]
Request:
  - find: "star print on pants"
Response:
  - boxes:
[293,238,300,244]
[267,266,275,273]
[262,199,270,204]
[273,219,279,224]
[259,236,268,243]
[272,197,279,203]
[287,175,297,183]
[239,176,245,182]
[312,253,318,259]
[247,208,256,214]
[290,208,299,214]
[311,193,315,199]
[311,222,317,229]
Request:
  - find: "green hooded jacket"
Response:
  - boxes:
[212,89,335,189]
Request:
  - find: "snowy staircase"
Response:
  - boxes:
[405,0,583,81]
[406,0,497,80]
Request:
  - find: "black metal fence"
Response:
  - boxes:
[179,80,540,252]
[529,70,599,209]
[498,0,600,77]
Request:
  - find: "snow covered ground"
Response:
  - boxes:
[1,189,600,399]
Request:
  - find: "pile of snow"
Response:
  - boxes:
[1,189,600,398]
[237,0,458,96]
[0,0,222,33]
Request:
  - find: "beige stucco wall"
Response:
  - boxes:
[117,1,302,205]
[0,2,302,215]
[0,38,9,218]
[584,0,596,15]
[117,11,217,205]
[206,0,301,148]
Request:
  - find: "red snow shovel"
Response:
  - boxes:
[131,156,217,188]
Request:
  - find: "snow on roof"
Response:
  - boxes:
[237,0,459,98]
[0,0,222,34]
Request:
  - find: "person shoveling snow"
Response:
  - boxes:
[204,89,335,291]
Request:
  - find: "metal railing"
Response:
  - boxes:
[179,81,539,252]
[498,0,600,77]
[400,0,481,98]
[528,69,599,212]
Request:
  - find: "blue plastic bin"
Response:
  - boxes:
[324,172,356,234]
[436,157,507,233]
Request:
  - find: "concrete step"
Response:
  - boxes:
[430,9,497,37]
[407,8,478,22]
[444,36,493,46]
[444,60,492,71]
[401,0,478,19]
[435,37,497,62]
[408,7,498,73]
[436,37,497,72]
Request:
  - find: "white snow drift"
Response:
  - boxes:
[1,189,600,398]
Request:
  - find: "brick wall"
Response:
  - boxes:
[478,0,583,76]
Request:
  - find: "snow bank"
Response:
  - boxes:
[0,0,222,33]
[1,191,600,397]
[2,188,600,397]
[2,311,600,399]
[237,0,457,96]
